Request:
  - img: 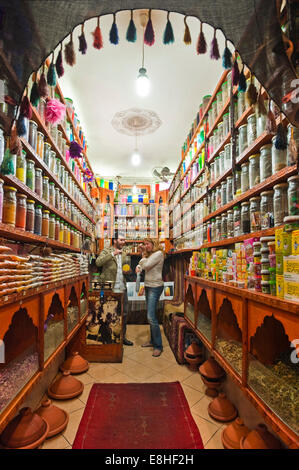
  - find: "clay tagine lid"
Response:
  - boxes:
[199,357,225,381]
[47,371,84,400]
[185,342,202,358]
[240,424,282,449]
[221,417,250,449]
[0,407,49,449]
[60,351,89,374]
[208,392,238,422]
[35,399,69,438]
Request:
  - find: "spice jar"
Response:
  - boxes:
[250,196,261,232]
[241,162,249,193]
[233,205,241,237]
[49,150,56,172]
[35,168,43,197]
[63,222,68,244]
[256,110,266,137]
[36,131,44,159]
[237,91,246,119]
[273,183,288,226]
[34,204,42,236]
[210,161,215,184]
[50,126,58,145]
[55,187,60,210]
[261,190,274,229]
[287,124,299,166]
[28,120,38,151]
[216,91,223,116]
[49,182,55,207]
[0,179,3,222]
[226,176,234,203]
[223,112,229,136]
[249,154,260,188]
[216,186,221,210]
[43,142,51,167]
[211,218,216,242]
[272,135,287,172]
[57,130,62,152]
[2,186,17,226]
[247,113,257,146]
[15,193,27,230]
[219,151,225,176]
[16,150,27,184]
[55,217,60,240]
[241,201,250,234]
[234,169,242,197]
[215,156,220,180]
[26,159,35,191]
[59,220,64,243]
[224,143,232,170]
[221,180,227,205]
[221,213,227,239]
[42,176,49,202]
[260,144,272,182]
[238,124,247,155]
[26,199,35,232]
[211,190,216,213]
[42,209,50,237]
[49,213,55,239]
[55,157,61,177]
[215,216,221,240]
[287,175,299,216]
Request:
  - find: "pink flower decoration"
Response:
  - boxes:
[45,98,66,125]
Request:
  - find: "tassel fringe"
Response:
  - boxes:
[183,16,191,45]
[55,47,64,77]
[197,23,207,54]
[126,11,137,42]
[109,13,119,45]
[65,33,76,66]
[163,12,174,45]
[238,66,247,92]
[222,42,232,69]
[144,10,155,46]
[210,29,220,60]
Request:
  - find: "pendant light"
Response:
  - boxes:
[136,20,150,97]
[131,132,141,166]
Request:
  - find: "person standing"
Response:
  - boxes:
[95,232,133,346]
[136,238,164,357]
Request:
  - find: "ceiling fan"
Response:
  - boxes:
[152,166,175,183]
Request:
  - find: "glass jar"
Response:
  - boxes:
[34,204,42,235]
[221,180,227,206]
[259,144,272,182]
[215,156,220,180]
[0,179,3,222]
[238,124,247,155]
[59,164,64,185]
[256,110,266,137]
[273,183,288,226]
[222,81,228,104]
[227,210,234,237]
[247,113,257,146]
[216,186,221,210]
[0,128,5,168]
[50,126,58,145]
[59,220,64,243]
[272,136,287,172]
[226,176,233,203]
[15,193,27,230]
[216,91,223,116]
[223,112,229,136]
[241,201,250,234]
[241,162,249,193]
[49,182,55,207]
[55,217,60,240]
[211,190,216,213]
[221,213,227,239]
[219,151,225,176]
[2,186,17,226]
[55,157,61,178]
[43,142,51,167]
[224,143,232,170]
[234,169,242,197]
[28,120,38,151]
[35,168,43,197]
[287,124,299,166]
[60,193,64,213]
[26,199,35,232]
[42,176,49,202]
[49,150,56,173]
[42,209,49,237]
[249,154,260,188]
[215,216,221,241]
[237,91,246,119]
[49,213,55,239]
[26,159,35,191]
[233,205,241,237]
[211,218,216,242]
[287,175,299,216]
[261,190,274,229]
[16,150,27,184]
[210,161,215,184]
[55,187,60,210]
[63,222,68,244]
[57,130,62,152]
[250,196,261,232]
[36,131,44,159]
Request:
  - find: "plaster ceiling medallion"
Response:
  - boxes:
[111,108,162,136]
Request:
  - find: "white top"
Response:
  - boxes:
[138,251,164,288]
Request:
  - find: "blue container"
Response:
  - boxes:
[138,194,143,203]
[109,181,113,190]
[127,195,132,203]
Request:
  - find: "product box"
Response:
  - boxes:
[276,253,284,274]
[276,274,284,298]
[282,231,292,256]
[284,277,299,302]
[244,237,259,263]
[291,230,299,256]
[283,256,299,277]
[275,228,284,254]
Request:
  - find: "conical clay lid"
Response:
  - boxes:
[199,357,225,380]
[60,351,89,374]
[35,399,69,438]
[47,371,84,400]
[240,424,282,449]
[185,342,202,358]
[221,417,250,449]
[0,407,49,449]
[208,392,238,422]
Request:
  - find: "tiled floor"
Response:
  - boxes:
[40,324,227,449]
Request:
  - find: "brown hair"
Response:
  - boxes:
[142,238,164,258]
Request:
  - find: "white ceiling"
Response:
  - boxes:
[58,10,225,182]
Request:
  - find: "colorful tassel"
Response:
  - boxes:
[183,16,191,45]
[196,22,207,54]
[1,148,16,174]
[163,12,174,45]
[64,32,76,66]
[55,44,64,77]
[210,29,220,60]
[19,94,32,119]
[93,16,103,49]
[232,57,240,86]
[38,67,48,98]
[10,125,22,156]
[126,10,137,43]
[45,98,66,125]
[222,41,232,69]
[246,74,258,107]
[69,140,82,158]
[47,55,57,87]
[238,66,247,92]
[109,13,119,45]
[266,100,277,134]
[16,114,27,137]
[79,22,88,54]
[30,76,40,107]
[274,116,287,150]
[144,9,155,46]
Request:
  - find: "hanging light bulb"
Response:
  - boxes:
[132,182,138,194]
[136,67,150,97]
[131,149,141,166]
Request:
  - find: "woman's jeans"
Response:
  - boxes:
[145,286,164,350]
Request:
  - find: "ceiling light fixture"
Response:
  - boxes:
[131,133,141,166]
[136,21,150,97]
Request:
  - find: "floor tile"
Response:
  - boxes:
[191,395,216,422]
[41,434,70,450]
[205,426,225,449]
[125,363,157,381]
[141,356,177,373]
[87,364,119,381]
[161,363,195,382]
[62,407,85,445]
[180,383,205,408]
[45,396,86,414]
[190,413,220,447]
[182,373,206,393]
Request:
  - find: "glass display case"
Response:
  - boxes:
[67,287,79,334]
[44,293,65,361]
[196,289,212,342]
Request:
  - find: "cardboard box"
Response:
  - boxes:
[291,230,299,256]
[276,274,284,298]
[275,227,284,254]
[284,278,299,302]
[283,256,299,277]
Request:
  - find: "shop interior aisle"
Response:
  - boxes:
[39,324,224,450]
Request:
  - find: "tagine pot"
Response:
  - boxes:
[47,371,84,400]
[208,392,238,423]
[35,399,69,438]
[199,357,225,396]
[0,407,49,449]
[184,342,204,371]
[201,376,222,397]
[240,424,282,449]
[221,417,250,449]
[60,351,89,374]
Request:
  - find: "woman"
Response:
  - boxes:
[136,238,164,357]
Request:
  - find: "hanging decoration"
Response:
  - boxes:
[55,43,64,77]
[109,13,119,45]
[30,73,40,107]
[183,16,191,45]
[78,21,88,54]
[10,124,22,156]
[238,66,247,92]
[232,54,240,86]
[274,114,287,150]
[69,140,83,158]
[126,10,137,43]
[196,22,207,54]
[64,31,76,66]
[45,98,66,125]
[266,100,277,134]
[163,12,174,45]
[246,73,258,106]
[93,16,103,49]
[38,64,48,98]
[16,88,31,137]
[47,52,57,87]
[222,39,232,69]
[144,9,155,46]
[210,28,220,60]
[83,167,94,183]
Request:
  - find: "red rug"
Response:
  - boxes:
[72,382,204,449]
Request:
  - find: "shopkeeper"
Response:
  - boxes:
[95,231,133,346]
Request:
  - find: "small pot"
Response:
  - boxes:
[184,342,204,370]
[47,371,84,400]
[221,417,250,449]
[201,376,222,398]
[240,424,282,449]
[60,351,89,374]
[208,392,238,422]
[35,399,69,438]
[199,357,225,382]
